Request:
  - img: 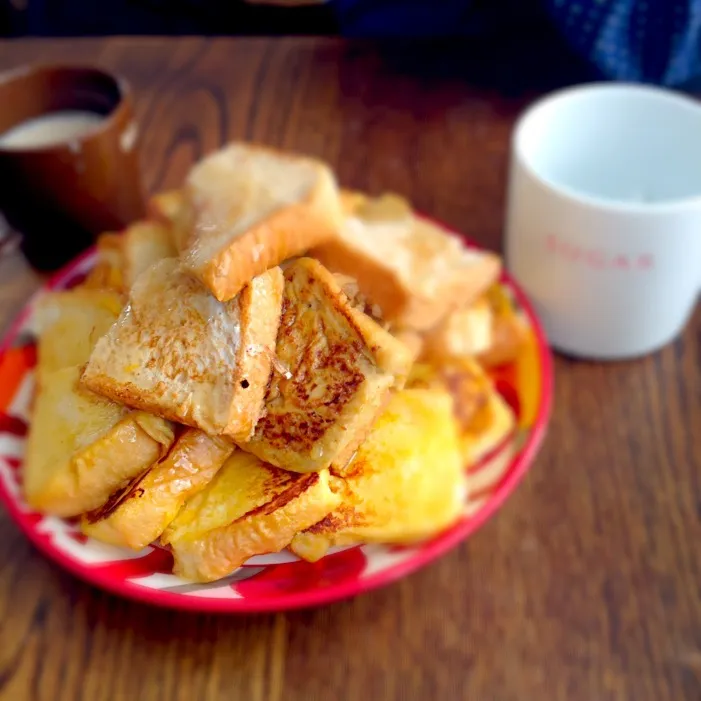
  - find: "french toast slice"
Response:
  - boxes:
[407,357,515,465]
[146,188,190,251]
[83,218,178,295]
[241,258,414,473]
[122,220,177,289]
[421,296,494,362]
[24,366,175,517]
[82,258,284,441]
[82,428,234,549]
[421,286,528,367]
[33,288,123,384]
[334,272,425,365]
[290,388,467,562]
[162,450,340,582]
[460,385,515,465]
[479,314,528,368]
[180,143,344,301]
[476,285,529,368]
[82,232,125,293]
[312,192,501,331]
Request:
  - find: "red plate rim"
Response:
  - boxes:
[0,237,553,613]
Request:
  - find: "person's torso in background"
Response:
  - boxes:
[5,0,701,88]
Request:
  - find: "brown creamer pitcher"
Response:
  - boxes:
[0,64,145,270]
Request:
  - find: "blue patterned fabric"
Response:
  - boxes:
[333,0,701,87]
[547,0,701,86]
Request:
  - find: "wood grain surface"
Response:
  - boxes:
[0,37,700,701]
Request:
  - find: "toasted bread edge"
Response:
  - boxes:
[197,169,344,302]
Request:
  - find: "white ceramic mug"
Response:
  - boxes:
[505,83,701,360]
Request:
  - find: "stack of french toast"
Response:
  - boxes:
[25,143,525,582]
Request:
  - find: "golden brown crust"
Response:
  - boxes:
[230,266,285,440]
[159,450,339,582]
[81,428,234,549]
[169,465,339,582]
[180,143,344,302]
[240,258,413,473]
[235,472,320,521]
[24,367,176,518]
[82,261,284,441]
[83,462,153,526]
[199,189,341,302]
[314,238,410,322]
[312,192,502,331]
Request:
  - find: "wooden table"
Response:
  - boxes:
[0,37,699,701]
